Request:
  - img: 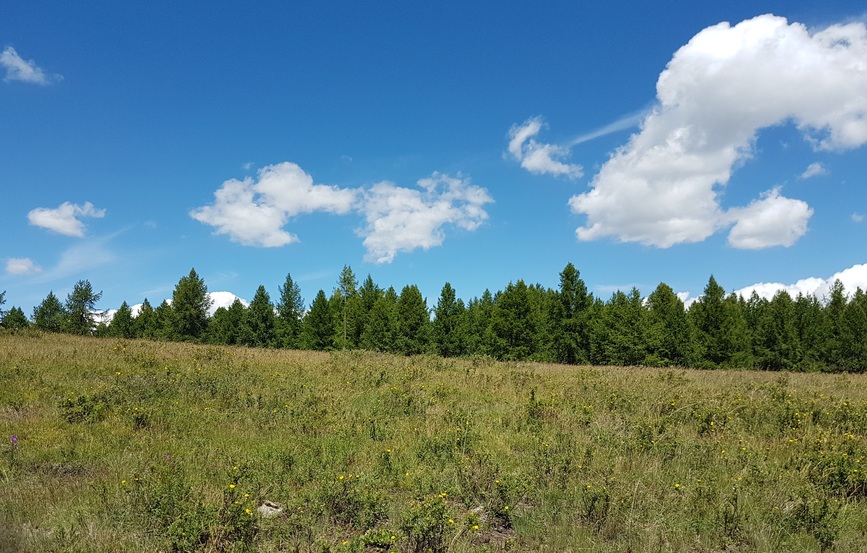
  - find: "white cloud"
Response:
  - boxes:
[5,257,41,275]
[734,263,867,301]
[853,213,864,223]
[570,14,867,248]
[190,162,359,247]
[507,117,583,179]
[27,201,106,237]
[726,187,813,249]
[356,173,493,263]
[193,163,493,262]
[799,162,828,179]
[1,46,61,84]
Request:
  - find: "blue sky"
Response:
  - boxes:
[2,1,866,316]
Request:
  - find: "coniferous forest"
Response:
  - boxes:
[2,263,865,372]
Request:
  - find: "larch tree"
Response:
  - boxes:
[171,268,212,341]
[65,280,103,335]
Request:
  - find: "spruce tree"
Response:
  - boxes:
[33,291,66,333]
[109,301,135,338]
[432,282,466,357]
[171,268,212,341]
[303,290,334,350]
[245,285,276,347]
[396,284,429,355]
[276,272,304,348]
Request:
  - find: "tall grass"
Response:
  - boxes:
[2,331,867,552]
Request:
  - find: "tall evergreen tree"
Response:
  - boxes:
[0,290,6,320]
[276,272,304,348]
[245,285,276,347]
[645,283,691,366]
[303,290,334,350]
[109,301,135,339]
[432,282,466,357]
[333,265,359,349]
[793,292,827,371]
[208,300,247,345]
[396,284,429,355]
[754,291,800,371]
[841,287,867,372]
[362,289,398,352]
[489,280,536,360]
[1,306,29,329]
[689,276,752,367]
[33,291,66,332]
[465,290,496,355]
[550,263,592,364]
[595,288,648,366]
[134,298,158,339]
[65,280,103,335]
[154,300,177,340]
[171,268,212,341]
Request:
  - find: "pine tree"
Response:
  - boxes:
[1,306,29,329]
[65,280,103,335]
[489,280,536,360]
[134,298,158,339]
[550,263,592,364]
[171,268,212,341]
[303,290,334,350]
[33,291,66,332]
[153,300,177,340]
[208,300,247,345]
[109,301,135,338]
[362,290,398,352]
[396,284,429,355]
[645,282,691,366]
[276,272,304,348]
[245,285,276,347]
[432,282,466,357]
[754,291,800,371]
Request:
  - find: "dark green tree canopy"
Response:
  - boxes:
[171,268,212,340]
[65,280,103,335]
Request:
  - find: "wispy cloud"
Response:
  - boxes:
[1,46,61,85]
[507,117,583,179]
[5,257,41,275]
[568,108,648,147]
[799,162,828,179]
[28,201,106,237]
[568,15,867,249]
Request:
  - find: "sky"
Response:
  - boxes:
[2,1,867,317]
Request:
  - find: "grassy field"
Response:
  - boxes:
[2,332,867,552]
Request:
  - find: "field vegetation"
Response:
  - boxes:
[3,331,867,552]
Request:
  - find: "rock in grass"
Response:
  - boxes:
[257,500,283,518]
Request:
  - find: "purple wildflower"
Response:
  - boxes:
[10,434,18,448]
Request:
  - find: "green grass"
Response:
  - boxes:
[2,331,867,552]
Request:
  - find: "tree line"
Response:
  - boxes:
[2,264,865,372]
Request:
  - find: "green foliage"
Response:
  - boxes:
[64,279,103,335]
[32,291,66,332]
[276,272,304,348]
[171,268,212,340]
[109,301,135,338]
[396,284,430,355]
[432,282,466,357]
[1,306,29,329]
[303,290,334,350]
[244,285,276,347]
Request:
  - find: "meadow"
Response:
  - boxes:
[2,331,867,552]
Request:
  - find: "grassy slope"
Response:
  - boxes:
[2,331,867,552]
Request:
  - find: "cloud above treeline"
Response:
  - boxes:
[190,162,493,263]
[507,117,584,179]
[5,257,41,275]
[512,15,867,250]
[1,46,61,85]
[27,201,106,237]
[734,263,867,301]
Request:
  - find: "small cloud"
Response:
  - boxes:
[1,46,62,85]
[853,213,864,223]
[726,187,813,249]
[799,162,828,179]
[27,201,106,237]
[191,162,358,247]
[507,117,583,179]
[242,161,254,171]
[356,172,493,263]
[6,257,41,275]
